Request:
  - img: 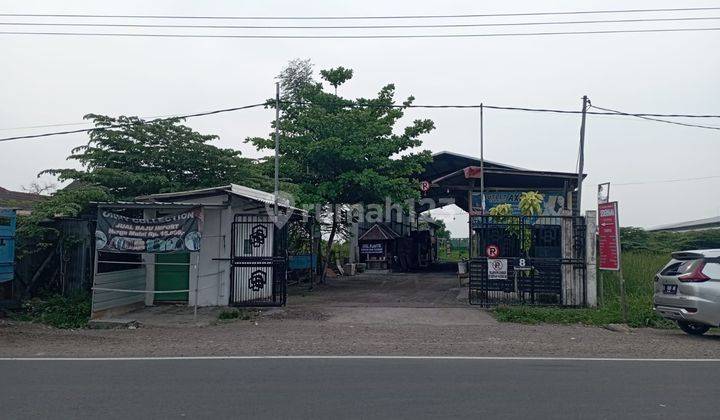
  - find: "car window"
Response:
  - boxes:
[702,262,720,279]
[660,260,698,276]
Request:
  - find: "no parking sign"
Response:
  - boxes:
[485,244,500,258]
[488,258,508,280]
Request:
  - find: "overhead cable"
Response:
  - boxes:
[0,103,267,142]
[1,27,719,39]
[590,104,720,130]
[3,101,720,142]
[2,7,720,20]
[1,16,719,29]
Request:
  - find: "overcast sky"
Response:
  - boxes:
[1,0,719,236]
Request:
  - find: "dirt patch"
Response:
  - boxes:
[3,273,720,358]
[262,307,330,321]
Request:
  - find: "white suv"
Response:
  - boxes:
[653,249,720,336]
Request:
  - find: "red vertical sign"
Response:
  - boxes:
[598,201,621,271]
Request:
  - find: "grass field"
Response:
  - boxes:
[493,252,675,328]
[437,247,469,262]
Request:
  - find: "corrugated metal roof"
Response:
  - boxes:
[136,184,296,209]
[432,150,527,171]
[649,216,720,232]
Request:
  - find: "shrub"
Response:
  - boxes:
[217,308,254,321]
[16,293,91,329]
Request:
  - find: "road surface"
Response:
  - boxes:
[1,357,718,419]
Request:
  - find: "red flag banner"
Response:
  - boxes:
[463,166,483,179]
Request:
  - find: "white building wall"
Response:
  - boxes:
[188,207,232,307]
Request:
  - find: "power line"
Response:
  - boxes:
[0,103,267,142]
[0,121,93,131]
[285,101,720,118]
[590,104,720,130]
[613,175,720,186]
[3,100,720,142]
[2,16,719,29]
[0,112,170,131]
[2,7,719,20]
[1,27,719,39]
[6,102,718,133]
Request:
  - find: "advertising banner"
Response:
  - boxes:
[471,191,568,217]
[598,201,621,270]
[96,208,203,253]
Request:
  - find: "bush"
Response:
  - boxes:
[621,227,720,253]
[15,293,91,329]
[217,308,255,321]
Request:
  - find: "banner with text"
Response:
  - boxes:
[96,208,203,253]
[598,201,621,270]
[471,191,568,218]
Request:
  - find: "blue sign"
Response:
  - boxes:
[0,208,17,283]
[471,191,568,217]
[288,254,317,270]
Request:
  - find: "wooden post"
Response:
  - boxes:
[619,269,629,324]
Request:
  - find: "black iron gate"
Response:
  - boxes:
[469,215,586,307]
[229,214,288,307]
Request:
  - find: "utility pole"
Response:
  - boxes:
[274,82,280,221]
[576,95,589,215]
[479,103,485,215]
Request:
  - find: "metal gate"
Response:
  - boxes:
[469,215,586,307]
[229,214,288,307]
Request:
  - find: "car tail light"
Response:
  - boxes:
[678,261,710,282]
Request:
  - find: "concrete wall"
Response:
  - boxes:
[189,207,232,307]
[585,210,598,307]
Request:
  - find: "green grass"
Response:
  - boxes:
[12,293,92,329]
[493,252,675,328]
[217,308,256,321]
[438,247,469,262]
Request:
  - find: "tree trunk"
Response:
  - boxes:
[319,207,339,284]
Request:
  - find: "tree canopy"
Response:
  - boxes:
[248,65,434,209]
[249,61,434,280]
[45,114,267,200]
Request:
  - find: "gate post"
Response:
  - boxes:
[585,211,598,307]
[561,217,577,306]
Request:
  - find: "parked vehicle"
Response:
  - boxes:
[653,249,720,335]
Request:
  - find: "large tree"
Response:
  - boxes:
[46,114,268,200]
[248,63,434,281]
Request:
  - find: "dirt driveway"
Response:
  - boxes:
[284,271,493,326]
[2,271,719,358]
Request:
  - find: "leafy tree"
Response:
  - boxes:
[620,227,720,253]
[519,191,543,216]
[319,67,353,94]
[248,63,434,281]
[278,58,315,101]
[432,218,451,240]
[420,216,451,240]
[488,191,544,254]
[44,114,268,200]
[15,185,110,255]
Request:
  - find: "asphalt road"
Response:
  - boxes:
[1,357,718,419]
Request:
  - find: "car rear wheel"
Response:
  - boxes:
[677,320,710,336]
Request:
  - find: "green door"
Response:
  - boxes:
[154,253,190,302]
